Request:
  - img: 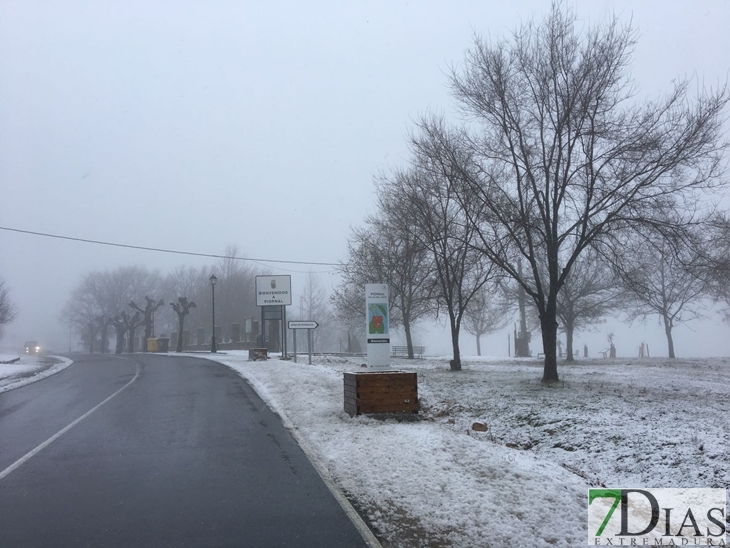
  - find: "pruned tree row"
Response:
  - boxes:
[61,248,347,354]
[61,253,258,353]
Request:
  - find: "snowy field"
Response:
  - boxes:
[0,355,73,393]
[206,351,729,548]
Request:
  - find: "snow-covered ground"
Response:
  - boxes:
[0,355,73,393]
[204,351,729,548]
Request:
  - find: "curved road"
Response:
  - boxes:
[0,354,371,548]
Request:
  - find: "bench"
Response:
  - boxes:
[391,346,424,359]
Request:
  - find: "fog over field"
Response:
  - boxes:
[1,1,728,358]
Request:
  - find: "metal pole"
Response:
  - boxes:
[282,305,287,358]
[260,306,265,349]
[211,283,217,353]
[293,329,297,363]
[308,329,312,365]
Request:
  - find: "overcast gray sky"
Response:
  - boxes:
[1,1,729,356]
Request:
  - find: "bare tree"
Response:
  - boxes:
[61,278,103,352]
[170,297,196,352]
[129,296,165,350]
[159,266,201,335]
[333,207,435,358]
[0,278,19,333]
[614,231,710,358]
[463,283,512,356]
[214,245,257,342]
[555,251,623,361]
[382,161,497,371]
[300,272,330,352]
[109,314,127,354]
[418,4,728,381]
[121,311,144,353]
[703,215,730,321]
[62,266,162,353]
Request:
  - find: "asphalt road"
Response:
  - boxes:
[0,354,371,548]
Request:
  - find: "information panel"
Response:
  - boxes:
[255,275,292,306]
[365,283,391,369]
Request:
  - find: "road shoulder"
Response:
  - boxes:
[0,355,74,394]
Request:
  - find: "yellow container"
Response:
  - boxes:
[147,338,158,352]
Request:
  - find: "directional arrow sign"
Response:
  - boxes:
[288,321,319,329]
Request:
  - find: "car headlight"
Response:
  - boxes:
[36,346,40,351]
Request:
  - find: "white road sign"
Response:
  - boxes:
[288,321,319,329]
[255,275,292,306]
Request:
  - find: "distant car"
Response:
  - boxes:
[24,341,41,355]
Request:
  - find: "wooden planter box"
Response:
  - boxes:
[344,371,418,416]
[248,348,268,361]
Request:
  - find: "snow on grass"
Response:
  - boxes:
[206,352,730,547]
[0,355,73,393]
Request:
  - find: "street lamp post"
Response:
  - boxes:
[210,274,217,353]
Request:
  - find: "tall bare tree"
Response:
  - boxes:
[61,277,103,352]
[417,4,728,381]
[170,297,196,352]
[382,162,497,371]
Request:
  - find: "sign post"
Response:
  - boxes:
[365,284,390,369]
[256,275,292,355]
[288,321,318,365]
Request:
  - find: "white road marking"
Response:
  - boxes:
[0,359,141,481]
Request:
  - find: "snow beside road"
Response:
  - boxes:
[207,352,730,547]
[0,355,73,393]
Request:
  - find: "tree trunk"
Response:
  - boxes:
[404,316,414,359]
[476,333,482,356]
[565,320,574,362]
[663,314,675,359]
[100,324,109,354]
[540,299,560,383]
[176,315,185,353]
[128,327,136,353]
[449,312,461,371]
[115,326,125,354]
[143,319,152,352]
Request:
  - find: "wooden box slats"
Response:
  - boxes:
[343,371,418,416]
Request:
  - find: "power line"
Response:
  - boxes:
[0,226,340,267]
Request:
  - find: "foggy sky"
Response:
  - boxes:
[1,1,729,357]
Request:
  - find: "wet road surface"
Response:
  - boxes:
[0,354,370,548]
